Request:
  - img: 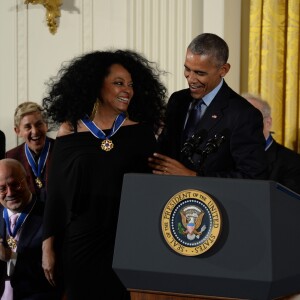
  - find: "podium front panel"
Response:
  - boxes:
[113,174,300,300]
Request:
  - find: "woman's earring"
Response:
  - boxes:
[89,100,99,120]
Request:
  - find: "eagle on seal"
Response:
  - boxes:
[180,205,206,239]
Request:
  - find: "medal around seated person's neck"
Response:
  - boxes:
[4,200,36,250]
[35,177,43,188]
[7,236,17,250]
[81,112,127,151]
[25,138,50,188]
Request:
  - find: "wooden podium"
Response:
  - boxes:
[113,174,300,300]
[130,290,238,300]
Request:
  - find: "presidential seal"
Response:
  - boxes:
[161,189,222,256]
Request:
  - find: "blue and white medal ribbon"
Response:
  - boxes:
[81,113,126,151]
[265,134,273,151]
[3,199,36,250]
[25,137,50,188]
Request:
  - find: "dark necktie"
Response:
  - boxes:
[183,99,204,142]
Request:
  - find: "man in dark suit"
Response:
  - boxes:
[5,102,54,202]
[0,158,63,299]
[149,33,267,179]
[0,131,5,159]
[243,93,300,194]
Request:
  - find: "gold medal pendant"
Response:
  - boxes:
[101,139,114,152]
[35,177,43,188]
[7,236,17,250]
[81,112,126,152]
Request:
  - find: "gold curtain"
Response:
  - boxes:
[248,0,300,152]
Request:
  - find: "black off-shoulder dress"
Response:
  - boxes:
[43,123,157,300]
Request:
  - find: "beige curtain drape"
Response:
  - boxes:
[248,0,300,152]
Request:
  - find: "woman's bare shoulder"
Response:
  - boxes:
[57,122,74,137]
[124,118,138,126]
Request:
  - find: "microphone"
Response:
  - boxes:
[181,129,207,159]
[201,131,227,159]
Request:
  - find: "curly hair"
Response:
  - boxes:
[42,49,168,135]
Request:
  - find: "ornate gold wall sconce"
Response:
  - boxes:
[24,0,62,34]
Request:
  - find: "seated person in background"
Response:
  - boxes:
[0,131,5,159]
[5,102,55,202]
[243,93,300,194]
[0,158,63,300]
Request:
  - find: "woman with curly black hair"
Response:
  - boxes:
[41,50,167,299]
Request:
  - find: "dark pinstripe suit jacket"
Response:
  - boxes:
[267,140,300,194]
[0,197,63,299]
[158,81,268,179]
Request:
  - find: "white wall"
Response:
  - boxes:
[0,0,242,151]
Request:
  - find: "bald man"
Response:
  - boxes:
[0,158,63,300]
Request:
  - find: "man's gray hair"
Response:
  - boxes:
[242,93,271,118]
[188,33,229,67]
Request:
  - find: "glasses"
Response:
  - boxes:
[0,178,26,196]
